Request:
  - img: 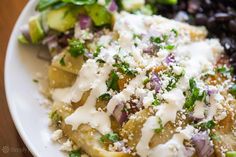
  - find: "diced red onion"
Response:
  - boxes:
[42,34,57,45]
[113,103,128,125]
[84,52,93,59]
[78,14,92,30]
[165,53,175,65]
[191,132,214,157]
[207,87,218,95]
[150,73,162,93]
[20,24,32,42]
[184,147,195,157]
[108,0,118,12]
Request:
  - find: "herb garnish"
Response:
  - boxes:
[59,55,66,66]
[171,29,178,37]
[154,117,163,133]
[215,66,233,75]
[152,95,160,106]
[69,149,81,157]
[166,72,184,91]
[198,120,216,130]
[50,111,62,124]
[93,45,103,58]
[184,78,206,111]
[229,84,236,96]
[68,39,85,57]
[106,71,120,91]
[113,56,137,76]
[100,133,119,143]
[98,93,112,101]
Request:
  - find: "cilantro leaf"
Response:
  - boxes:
[100,133,119,143]
[50,111,62,123]
[152,95,160,106]
[98,93,112,101]
[154,117,163,133]
[229,84,236,96]
[59,55,66,66]
[184,78,206,111]
[215,66,234,75]
[106,71,119,91]
[68,39,85,57]
[171,29,178,37]
[113,56,137,76]
[198,120,216,130]
[69,150,81,157]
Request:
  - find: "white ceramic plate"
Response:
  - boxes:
[5,0,65,157]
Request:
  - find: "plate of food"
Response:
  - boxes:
[5,0,236,157]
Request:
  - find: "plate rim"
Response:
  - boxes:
[4,0,39,156]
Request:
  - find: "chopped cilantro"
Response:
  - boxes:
[215,66,233,75]
[143,78,150,85]
[113,56,137,76]
[229,84,236,96]
[100,133,119,143]
[98,93,112,101]
[59,55,66,66]
[166,72,183,91]
[198,120,216,130]
[68,39,85,57]
[106,71,119,91]
[133,34,142,39]
[210,133,221,141]
[33,79,39,83]
[152,95,160,106]
[171,29,178,37]
[163,44,175,50]
[150,36,162,44]
[184,78,206,111]
[50,111,62,123]
[69,150,81,157]
[154,117,163,133]
[96,59,105,64]
[93,45,103,58]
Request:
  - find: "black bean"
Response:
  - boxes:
[229,20,236,33]
[214,12,232,21]
[207,17,216,29]
[221,37,236,56]
[195,13,208,25]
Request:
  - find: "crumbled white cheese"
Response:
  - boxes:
[51,129,63,141]
[60,139,73,152]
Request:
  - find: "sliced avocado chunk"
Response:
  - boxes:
[156,0,177,5]
[29,15,45,44]
[18,35,30,44]
[85,4,112,26]
[46,5,82,32]
[226,151,236,157]
[122,0,145,11]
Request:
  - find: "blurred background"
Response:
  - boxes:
[0,0,33,156]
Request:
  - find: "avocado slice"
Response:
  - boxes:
[46,5,83,32]
[122,0,145,11]
[85,4,112,26]
[29,15,45,44]
[18,35,30,44]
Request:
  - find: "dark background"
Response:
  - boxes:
[0,0,33,156]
